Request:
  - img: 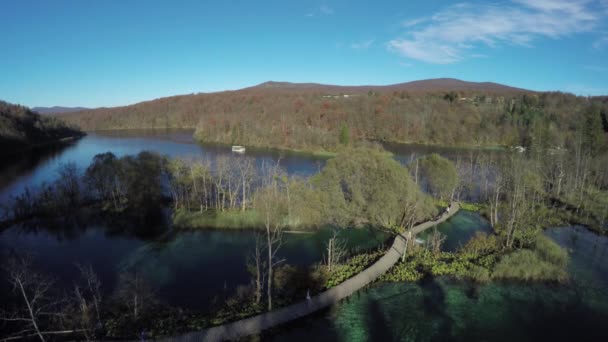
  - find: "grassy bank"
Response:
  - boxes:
[173,209,263,229]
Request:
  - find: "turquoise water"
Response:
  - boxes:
[268,226,608,341]
[417,210,492,251]
[0,224,387,312]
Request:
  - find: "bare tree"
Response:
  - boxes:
[397,201,423,262]
[247,233,266,305]
[236,157,256,211]
[115,270,155,320]
[489,174,502,227]
[55,162,82,208]
[254,166,288,311]
[1,255,56,342]
[67,264,102,341]
[427,228,446,256]
[324,231,347,272]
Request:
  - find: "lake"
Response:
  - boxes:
[0,129,327,204]
[0,129,507,204]
[2,129,600,341]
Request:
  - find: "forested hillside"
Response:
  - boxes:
[56,79,608,151]
[0,100,83,154]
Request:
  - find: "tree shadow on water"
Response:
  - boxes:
[419,275,453,342]
[364,296,397,341]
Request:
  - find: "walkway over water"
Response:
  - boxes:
[164,203,460,342]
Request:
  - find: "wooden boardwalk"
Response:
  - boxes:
[163,203,460,342]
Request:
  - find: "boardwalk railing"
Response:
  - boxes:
[164,203,460,342]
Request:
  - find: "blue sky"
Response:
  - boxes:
[1,0,607,107]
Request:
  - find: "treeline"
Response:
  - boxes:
[2,147,438,231]
[57,87,608,151]
[0,100,83,154]
[1,152,169,232]
[450,137,608,235]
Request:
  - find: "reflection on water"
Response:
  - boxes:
[1,129,508,205]
[546,225,608,290]
[0,129,327,204]
[268,226,608,341]
[417,210,492,251]
[0,220,387,312]
[0,140,78,191]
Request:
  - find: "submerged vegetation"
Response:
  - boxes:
[383,234,569,284]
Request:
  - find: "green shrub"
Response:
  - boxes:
[534,234,568,267]
[460,232,499,256]
[466,265,491,283]
[325,251,383,288]
[381,260,423,282]
[492,249,568,282]
[459,202,484,212]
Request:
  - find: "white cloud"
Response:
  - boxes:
[351,39,375,50]
[402,17,428,27]
[307,5,334,17]
[388,0,603,64]
[388,40,459,64]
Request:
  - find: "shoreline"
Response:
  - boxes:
[78,127,513,156]
[0,134,85,158]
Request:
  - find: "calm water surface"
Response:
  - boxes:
[0,129,507,203]
[0,129,326,203]
[268,226,608,341]
[417,210,492,251]
[3,129,594,340]
[0,222,389,312]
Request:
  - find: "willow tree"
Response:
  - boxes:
[312,147,435,232]
[417,153,459,201]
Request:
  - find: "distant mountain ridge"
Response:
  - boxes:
[33,106,91,114]
[244,78,528,94]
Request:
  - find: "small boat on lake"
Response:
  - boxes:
[232,145,246,153]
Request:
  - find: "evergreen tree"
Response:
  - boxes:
[339,124,350,145]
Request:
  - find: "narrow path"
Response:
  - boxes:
[164,203,460,342]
